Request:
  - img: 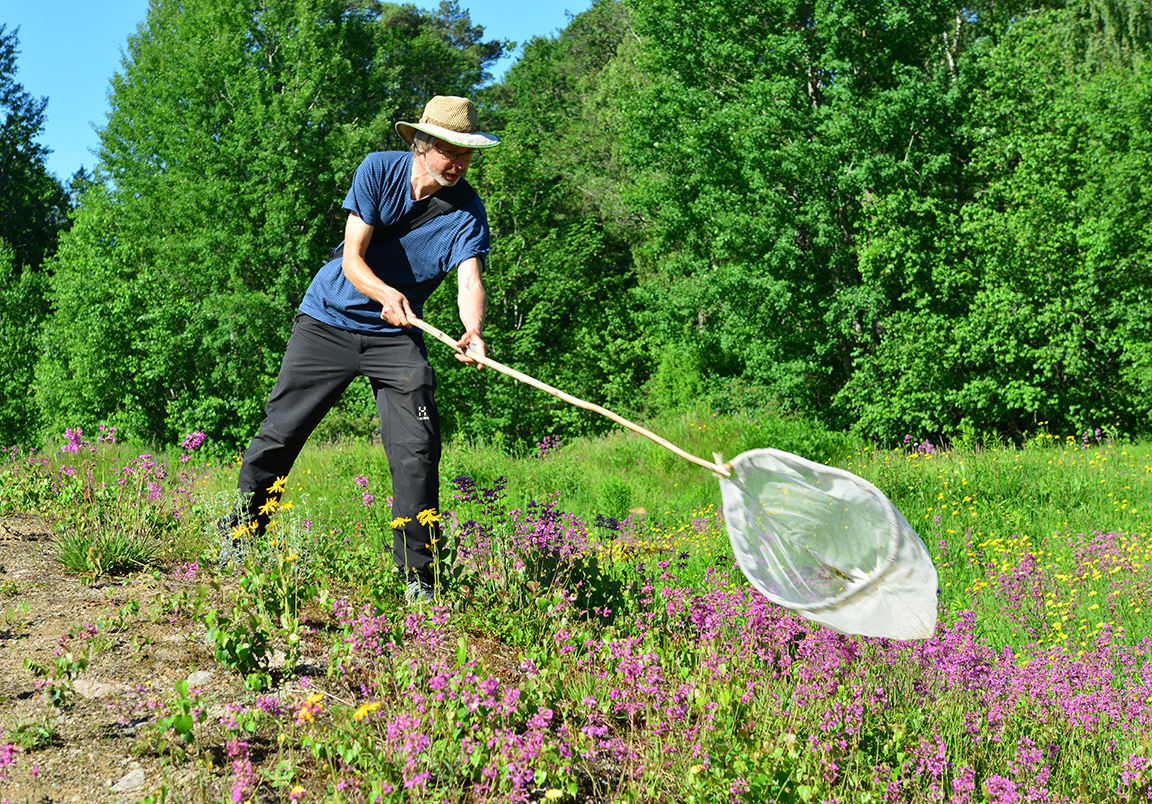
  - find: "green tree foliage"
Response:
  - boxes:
[600,0,966,424]
[0,25,68,448]
[0,25,70,273]
[1071,0,1152,64]
[37,0,502,448]
[25,0,1152,451]
[0,241,50,445]
[843,6,1152,440]
[474,0,1152,447]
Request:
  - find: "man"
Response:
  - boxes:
[226,95,499,602]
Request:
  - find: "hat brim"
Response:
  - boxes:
[396,121,500,150]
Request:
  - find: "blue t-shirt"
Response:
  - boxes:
[300,151,490,333]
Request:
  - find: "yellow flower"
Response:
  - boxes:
[544,790,563,801]
[285,552,298,563]
[353,701,381,722]
[391,516,412,529]
[297,692,324,724]
[258,497,280,517]
[267,476,287,494]
[417,508,440,527]
[690,764,704,775]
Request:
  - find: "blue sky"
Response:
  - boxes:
[4,0,590,180]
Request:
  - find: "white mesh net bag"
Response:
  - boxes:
[719,448,938,640]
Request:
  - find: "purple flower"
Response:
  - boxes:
[227,739,255,803]
[62,427,85,453]
[535,434,562,459]
[984,775,1018,804]
[174,561,199,581]
[254,696,283,718]
[181,430,207,451]
[0,743,21,781]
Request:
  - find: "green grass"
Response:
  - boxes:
[842,429,1152,649]
[259,404,862,534]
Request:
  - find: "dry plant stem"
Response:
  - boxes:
[407,316,731,477]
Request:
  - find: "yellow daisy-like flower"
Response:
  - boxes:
[417,508,440,527]
[353,701,381,721]
[544,790,563,801]
[267,476,287,494]
[285,552,299,563]
[258,497,280,517]
[297,692,324,724]
[231,521,252,540]
[391,516,412,529]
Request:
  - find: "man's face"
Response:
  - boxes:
[424,140,476,187]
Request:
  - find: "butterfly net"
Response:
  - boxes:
[719,448,938,640]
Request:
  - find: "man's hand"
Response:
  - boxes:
[379,286,415,328]
[454,330,486,369]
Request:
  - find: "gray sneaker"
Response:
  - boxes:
[406,578,435,604]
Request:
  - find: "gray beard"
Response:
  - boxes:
[425,160,459,188]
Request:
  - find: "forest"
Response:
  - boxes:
[2,0,1151,453]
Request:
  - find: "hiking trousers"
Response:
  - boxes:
[236,313,441,577]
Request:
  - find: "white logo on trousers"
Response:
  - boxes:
[417,406,430,421]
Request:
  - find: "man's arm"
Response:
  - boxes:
[455,256,486,367]
[339,212,415,327]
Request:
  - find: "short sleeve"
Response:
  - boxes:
[342,158,385,228]
[341,152,411,229]
[447,200,490,267]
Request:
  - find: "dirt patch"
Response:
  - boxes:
[0,515,320,803]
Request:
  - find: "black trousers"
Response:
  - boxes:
[236,313,441,576]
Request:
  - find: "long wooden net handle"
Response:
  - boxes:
[408,316,730,477]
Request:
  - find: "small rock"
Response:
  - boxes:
[74,679,129,699]
[112,768,146,793]
[186,670,213,686]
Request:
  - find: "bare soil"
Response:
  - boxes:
[0,514,317,803]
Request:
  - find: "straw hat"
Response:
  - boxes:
[396,96,500,150]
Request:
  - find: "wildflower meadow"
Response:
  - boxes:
[1,412,1150,803]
